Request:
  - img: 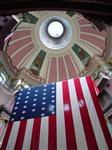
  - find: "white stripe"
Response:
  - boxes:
[16,28,32,32]
[80,77,108,149]
[62,56,69,79]
[68,79,88,149]
[39,117,48,150]
[80,24,92,27]
[46,57,51,83]
[22,119,34,150]
[6,121,20,150]
[69,54,79,74]
[56,82,67,150]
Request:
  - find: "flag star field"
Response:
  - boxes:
[10,83,56,121]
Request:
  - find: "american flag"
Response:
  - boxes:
[1,76,112,150]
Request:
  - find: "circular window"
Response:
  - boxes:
[47,21,64,38]
[39,16,72,50]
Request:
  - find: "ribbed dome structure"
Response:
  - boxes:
[4,11,107,84]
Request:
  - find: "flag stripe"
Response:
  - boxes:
[74,78,99,150]
[14,120,27,150]
[1,122,13,150]
[86,76,112,149]
[62,80,77,150]
[22,119,34,150]
[30,118,41,150]
[6,121,20,150]
[39,117,48,150]
[80,77,108,149]
[68,79,88,149]
[48,116,57,150]
[56,82,67,150]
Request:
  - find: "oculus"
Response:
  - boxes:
[39,16,72,50]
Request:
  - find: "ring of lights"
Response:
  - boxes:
[39,16,72,50]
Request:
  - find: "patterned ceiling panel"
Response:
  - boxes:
[47,54,78,83]
[77,17,106,52]
[11,42,35,67]
[10,30,31,41]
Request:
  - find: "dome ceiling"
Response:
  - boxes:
[4,11,107,84]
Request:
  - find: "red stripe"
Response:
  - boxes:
[30,118,41,150]
[74,78,98,150]
[1,122,13,150]
[48,115,57,150]
[62,80,77,150]
[14,120,27,150]
[86,76,112,149]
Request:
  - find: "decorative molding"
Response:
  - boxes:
[18,68,45,85]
